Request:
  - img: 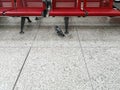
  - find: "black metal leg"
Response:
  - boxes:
[64,17,69,34]
[43,10,47,17]
[20,17,25,34]
[26,17,32,23]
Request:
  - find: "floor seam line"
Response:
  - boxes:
[76,29,94,90]
[12,46,32,90]
[12,25,39,90]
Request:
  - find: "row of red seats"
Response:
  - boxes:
[49,0,120,16]
[0,0,120,33]
[0,0,47,16]
[49,0,120,33]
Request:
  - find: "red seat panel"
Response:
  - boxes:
[5,0,45,16]
[49,9,85,16]
[86,8,120,16]
[16,0,44,8]
[84,0,113,9]
[49,0,84,16]
[5,8,43,16]
[83,0,120,16]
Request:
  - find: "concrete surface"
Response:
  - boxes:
[0,16,120,90]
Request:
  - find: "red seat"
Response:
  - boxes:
[50,9,85,16]
[0,0,14,15]
[85,8,120,16]
[49,0,85,16]
[4,0,47,33]
[5,0,46,16]
[84,0,120,16]
[5,8,44,16]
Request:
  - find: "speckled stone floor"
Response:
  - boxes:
[0,16,120,90]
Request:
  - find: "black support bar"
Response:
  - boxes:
[64,17,69,34]
[20,17,25,34]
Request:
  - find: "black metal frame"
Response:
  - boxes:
[64,17,69,34]
[20,17,25,34]
[20,0,48,34]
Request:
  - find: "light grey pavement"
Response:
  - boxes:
[0,16,120,90]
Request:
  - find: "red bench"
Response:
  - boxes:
[84,0,120,16]
[1,0,47,33]
[0,0,119,34]
[48,0,120,34]
[5,0,46,16]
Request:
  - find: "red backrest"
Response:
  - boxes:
[84,0,113,9]
[52,0,79,10]
[0,0,14,8]
[16,0,45,9]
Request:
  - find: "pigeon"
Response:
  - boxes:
[55,26,65,37]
